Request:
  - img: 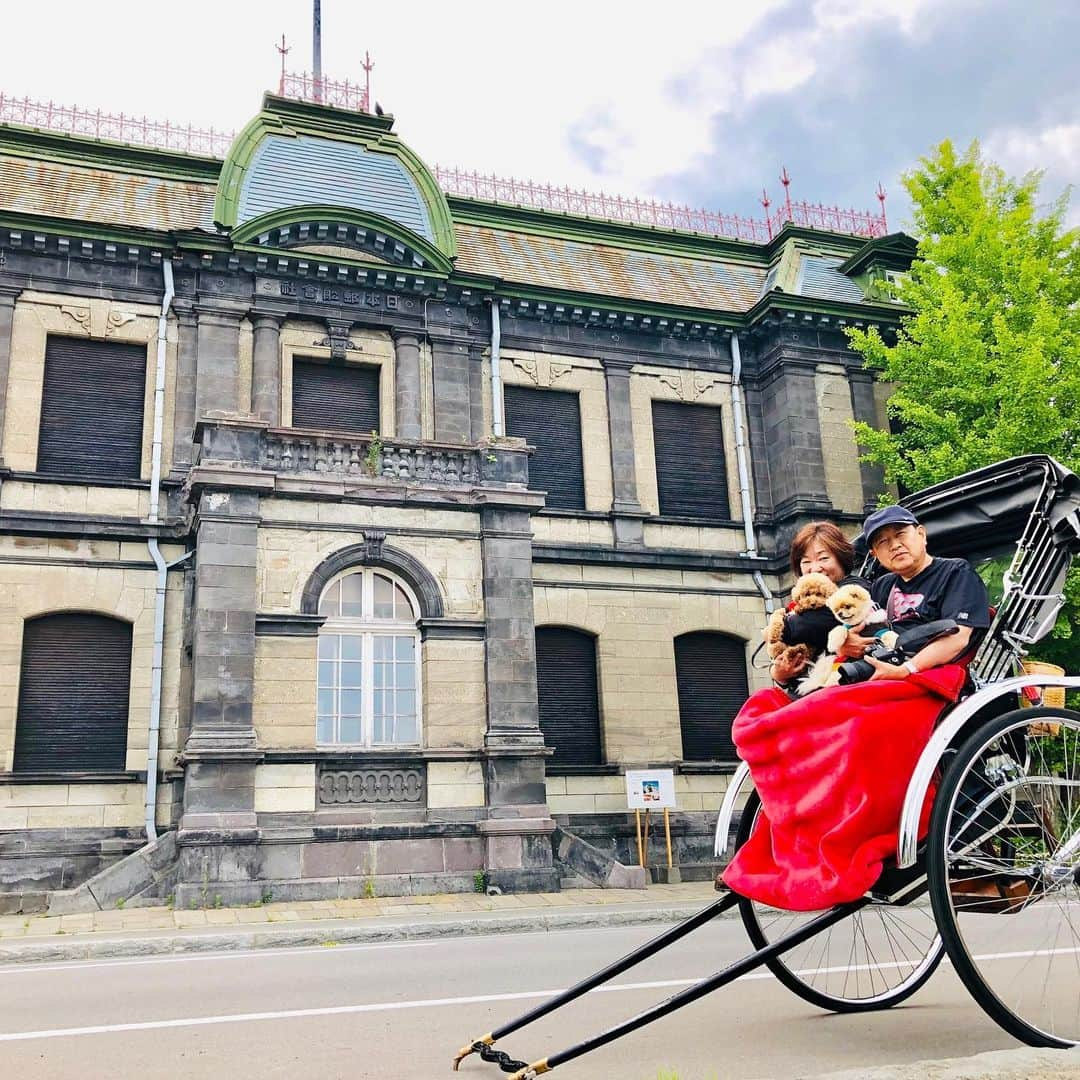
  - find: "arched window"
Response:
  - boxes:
[317,569,421,746]
[14,613,132,773]
[674,632,749,762]
[535,627,602,768]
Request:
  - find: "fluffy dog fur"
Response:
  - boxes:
[763,572,837,678]
[800,584,899,694]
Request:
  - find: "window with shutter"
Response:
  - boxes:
[674,631,748,762]
[651,400,730,519]
[292,359,380,434]
[13,614,132,773]
[535,627,602,768]
[37,337,146,480]
[504,385,586,511]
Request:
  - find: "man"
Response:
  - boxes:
[850,505,991,679]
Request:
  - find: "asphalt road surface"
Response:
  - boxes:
[0,917,1025,1080]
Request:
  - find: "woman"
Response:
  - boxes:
[770,521,868,686]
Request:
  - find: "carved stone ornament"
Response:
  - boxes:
[313,319,364,360]
[360,528,387,560]
[508,355,574,388]
[655,371,718,402]
[318,766,425,805]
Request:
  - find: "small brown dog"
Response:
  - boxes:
[763,572,837,681]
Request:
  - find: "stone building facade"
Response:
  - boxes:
[0,91,913,909]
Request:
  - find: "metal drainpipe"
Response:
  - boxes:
[489,298,504,437]
[730,332,775,614]
[144,260,191,842]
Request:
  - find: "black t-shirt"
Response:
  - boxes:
[870,558,990,630]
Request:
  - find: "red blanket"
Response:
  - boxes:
[721,666,967,911]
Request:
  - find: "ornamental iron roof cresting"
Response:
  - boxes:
[0,83,888,243]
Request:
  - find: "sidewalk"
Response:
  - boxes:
[0,880,721,964]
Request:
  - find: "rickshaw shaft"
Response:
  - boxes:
[493,893,737,1041]
[536,897,870,1075]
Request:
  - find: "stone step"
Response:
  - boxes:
[552,826,648,890]
[46,832,178,915]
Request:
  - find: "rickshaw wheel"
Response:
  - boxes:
[736,791,944,1012]
[927,706,1080,1048]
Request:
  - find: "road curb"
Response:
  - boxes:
[0,902,724,965]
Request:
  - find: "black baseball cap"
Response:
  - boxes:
[863,505,920,546]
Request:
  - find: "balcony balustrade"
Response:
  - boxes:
[193,417,530,492]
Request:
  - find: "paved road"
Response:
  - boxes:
[0,918,1020,1079]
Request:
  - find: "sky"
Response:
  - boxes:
[2,0,1077,231]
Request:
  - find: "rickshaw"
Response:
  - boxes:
[453,455,1080,1079]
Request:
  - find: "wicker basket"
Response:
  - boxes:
[1021,660,1066,709]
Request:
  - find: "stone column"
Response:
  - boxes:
[602,358,647,547]
[170,302,198,472]
[391,330,423,440]
[468,342,486,442]
[0,286,21,466]
[250,314,282,426]
[429,334,473,444]
[194,301,245,418]
[849,371,888,512]
[760,362,832,520]
[479,503,558,892]
[181,489,260,811]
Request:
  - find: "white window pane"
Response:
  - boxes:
[341,635,362,661]
[393,583,414,619]
[316,715,334,742]
[396,690,416,717]
[373,636,394,661]
[373,689,385,717]
[394,715,418,744]
[317,688,335,716]
[340,662,362,689]
[341,573,364,618]
[373,573,394,619]
[318,581,340,617]
[339,715,362,743]
[317,662,336,687]
[318,634,338,660]
[340,689,362,716]
[373,715,392,743]
[394,636,415,662]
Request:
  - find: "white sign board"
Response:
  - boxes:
[625,769,677,810]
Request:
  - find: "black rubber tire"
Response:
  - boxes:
[736,790,944,1013]
[927,706,1080,1048]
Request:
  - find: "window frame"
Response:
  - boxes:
[502,383,588,512]
[316,567,422,748]
[290,355,382,436]
[651,398,732,521]
[13,612,133,775]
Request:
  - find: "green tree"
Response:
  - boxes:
[847,140,1080,669]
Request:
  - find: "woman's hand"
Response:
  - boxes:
[866,654,910,681]
[837,623,877,659]
[771,655,807,684]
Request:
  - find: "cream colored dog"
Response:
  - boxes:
[799,583,898,694]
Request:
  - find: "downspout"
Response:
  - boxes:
[489,298,504,437]
[730,332,775,614]
[144,260,191,842]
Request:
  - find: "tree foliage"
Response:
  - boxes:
[847,140,1080,667]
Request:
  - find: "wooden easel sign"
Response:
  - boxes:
[624,769,677,870]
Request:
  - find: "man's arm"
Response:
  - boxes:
[866,626,973,681]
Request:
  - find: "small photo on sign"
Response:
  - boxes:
[624,769,677,809]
